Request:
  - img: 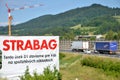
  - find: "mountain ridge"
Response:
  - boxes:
[0,4,120,36]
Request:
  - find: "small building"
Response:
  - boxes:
[75,35,104,40]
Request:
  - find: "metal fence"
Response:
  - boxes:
[60,40,72,51]
[60,40,120,52]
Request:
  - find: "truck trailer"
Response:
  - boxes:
[71,41,89,52]
[95,41,118,54]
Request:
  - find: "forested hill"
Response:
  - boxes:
[0,4,120,36]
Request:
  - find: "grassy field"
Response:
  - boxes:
[60,52,120,80]
[70,24,97,35]
[1,53,120,80]
[113,16,120,23]
[70,24,97,30]
[0,78,7,80]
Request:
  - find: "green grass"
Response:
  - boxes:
[0,78,7,80]
[70,24,97,30]
[113,16,120,23]
[81,55,120,78]
[70,24,81,29]
[60,52,120,80]
[1,53,120,80]
[70,24,97,35]
[81,55,120,72]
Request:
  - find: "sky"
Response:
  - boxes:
[0,0,120,26]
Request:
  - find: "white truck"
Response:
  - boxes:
[71,41,89,52]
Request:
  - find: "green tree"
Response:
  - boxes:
[117,31,120,40]
[105,30,114,40]
[113,33,118,40]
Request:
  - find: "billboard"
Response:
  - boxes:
[0,36,59,78]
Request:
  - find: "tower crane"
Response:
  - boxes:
[5,3,43,36]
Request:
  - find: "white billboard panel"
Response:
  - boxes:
[0,36,59,79]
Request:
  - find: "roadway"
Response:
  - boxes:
[60,49,120,58]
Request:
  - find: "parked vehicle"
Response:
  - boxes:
[71,41,89,52]
[95,41,118,54]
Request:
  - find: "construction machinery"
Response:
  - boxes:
[5,3,43,36]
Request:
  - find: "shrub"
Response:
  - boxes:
[59,53,65,60]
[20,66,62,80]
[81,55,120,76]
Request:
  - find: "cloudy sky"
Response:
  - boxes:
[0,0,120,26]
